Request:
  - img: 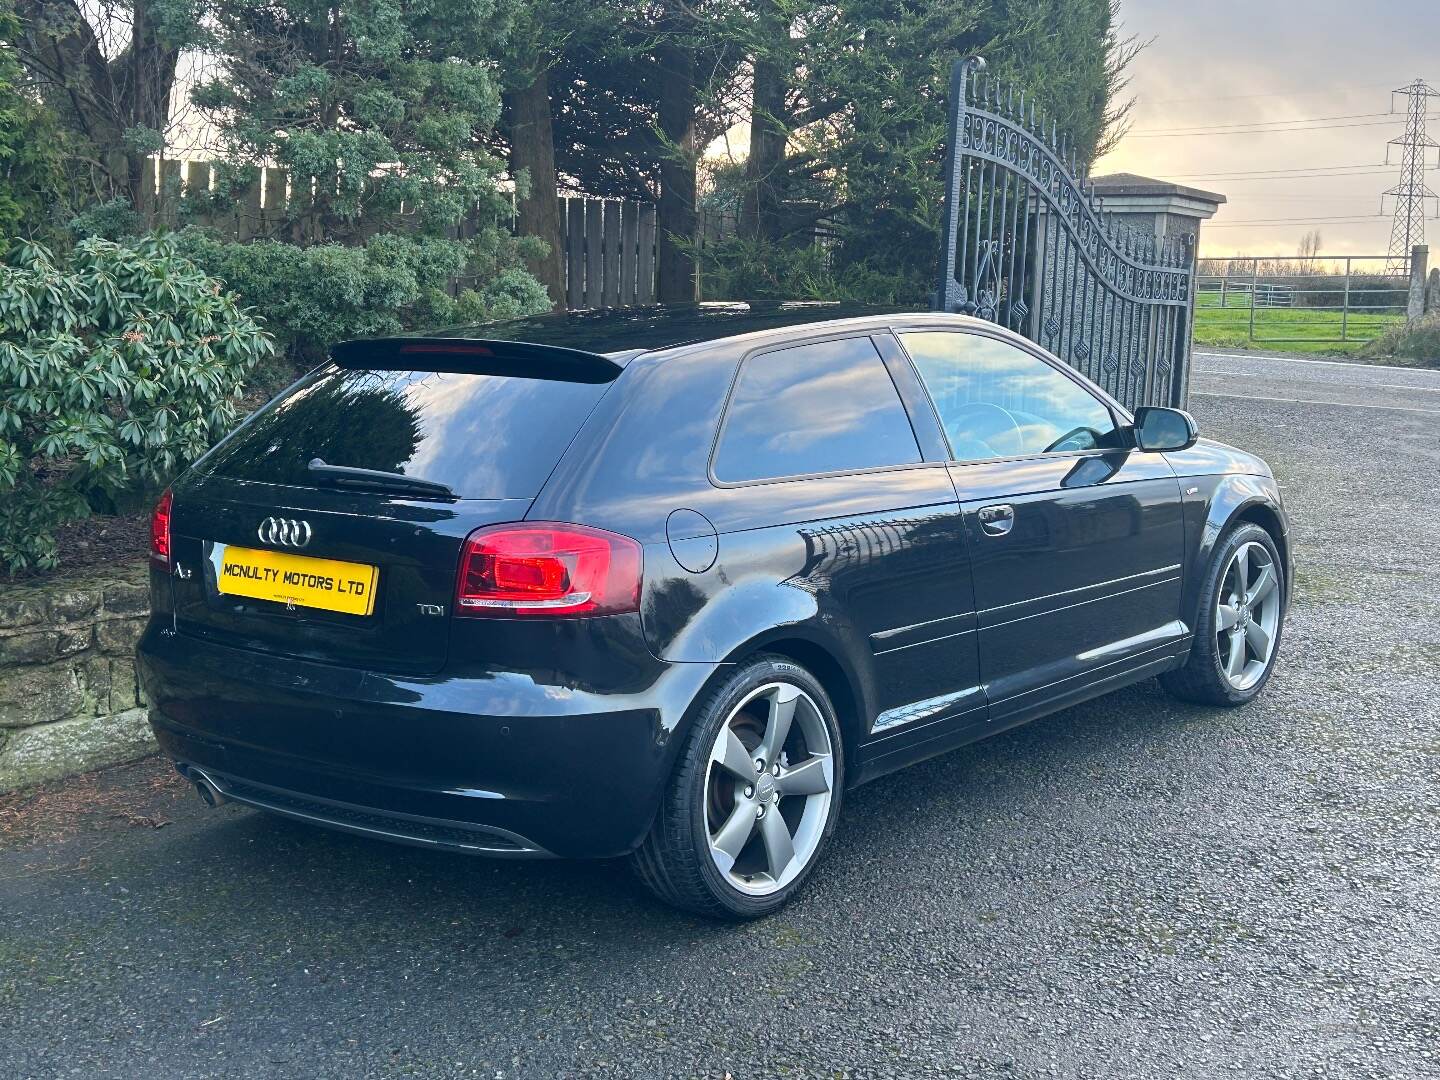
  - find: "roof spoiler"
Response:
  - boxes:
[329,337,623,384]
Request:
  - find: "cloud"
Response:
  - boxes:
[1096,0,1440,256]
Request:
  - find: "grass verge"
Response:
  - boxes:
[1193,292,1405,357]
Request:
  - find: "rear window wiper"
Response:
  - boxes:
[307,458,457,501]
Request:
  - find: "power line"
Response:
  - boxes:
[1211,214,1387,224]
[1196,170,1400,184]
[1115,81,1440,244]
[1134,81,1399,107]
[1132,111,1394,133]
[1129,116,1440,139]
[1168,163,1387,178]
[1206,219,1390,229]
[1227,196,1400,203]
[1383,78,1440,273]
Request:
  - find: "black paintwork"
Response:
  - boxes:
[138,309,1290,859]
[427,301,911,356]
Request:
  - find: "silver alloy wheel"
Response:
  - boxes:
[704,682,835,896]
[1216,540,1282,690]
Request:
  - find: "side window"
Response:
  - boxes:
[713,336,922,483]
[899,331,1123,463]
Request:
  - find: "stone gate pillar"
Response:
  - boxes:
[1090,173,1225,408]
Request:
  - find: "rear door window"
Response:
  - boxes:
[201,367,610,499]
[713,336,922,483]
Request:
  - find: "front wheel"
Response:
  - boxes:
[631,656,844,919]
[1161,522,1286,706]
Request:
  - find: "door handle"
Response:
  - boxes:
[978,504,1015,536]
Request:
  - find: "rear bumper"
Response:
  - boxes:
[175,761,551,856]
[138,620,718,859]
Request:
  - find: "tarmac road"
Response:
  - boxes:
[2,349,1438,1079]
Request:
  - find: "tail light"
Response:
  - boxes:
[455,522,641,617]
[149,488,173,567]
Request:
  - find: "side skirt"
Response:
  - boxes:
[849,649,1185,787]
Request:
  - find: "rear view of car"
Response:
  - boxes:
[167,341,622,673]
[139,336,696,861]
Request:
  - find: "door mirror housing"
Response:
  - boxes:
[1133,407,1198,452]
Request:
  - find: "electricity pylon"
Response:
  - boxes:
[1383,78,1440,275]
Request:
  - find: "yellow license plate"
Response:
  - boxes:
[216,545,380,616]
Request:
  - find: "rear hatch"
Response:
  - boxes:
[168,339,620,675]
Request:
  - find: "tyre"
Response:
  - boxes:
[631,655,844,919]
[1161,522,1286,707]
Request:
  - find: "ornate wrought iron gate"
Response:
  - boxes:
[935,57,1196,411]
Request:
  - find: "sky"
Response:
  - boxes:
[1094,0,1440,259]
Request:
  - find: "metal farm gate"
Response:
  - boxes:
[936,58,1196,411]
[1196,255,1412,345]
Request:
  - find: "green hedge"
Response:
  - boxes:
[0,236,274,572]
[176,231,552,370]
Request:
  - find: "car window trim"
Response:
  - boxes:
[943,445,1133,471]
[887,324,1136,467]
[706,329,931,489]
[871,331,951,463]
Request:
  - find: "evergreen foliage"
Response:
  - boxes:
[0,237,273,572]
[1,0,1130,579]
[0,3,67,247]
[708,0,1134,302]
[192,0,519,245]
[176,231,551,368]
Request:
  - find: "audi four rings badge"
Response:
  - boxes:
[257,517,313,548]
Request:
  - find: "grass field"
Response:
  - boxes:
[1192,290,1405,356]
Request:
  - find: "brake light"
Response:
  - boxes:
[455,523,642,617]
[149,488,173,566]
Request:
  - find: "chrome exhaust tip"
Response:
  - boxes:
[189,770,227,808]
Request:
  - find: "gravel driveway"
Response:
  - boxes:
[3,350,1438,1079]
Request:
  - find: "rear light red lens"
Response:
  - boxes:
[455,522,641,617]
[150,488,173,566]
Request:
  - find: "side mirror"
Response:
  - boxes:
[1133,407,1198,452]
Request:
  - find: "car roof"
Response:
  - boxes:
[339,303,1132,419]
[427,302,924,359]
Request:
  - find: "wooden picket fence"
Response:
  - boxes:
[143,158,278,240]
[144,157,671,308]
[559,195,657,308]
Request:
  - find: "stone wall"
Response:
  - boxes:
[0,565,154,792]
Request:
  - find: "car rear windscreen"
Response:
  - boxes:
[201,366,611,500]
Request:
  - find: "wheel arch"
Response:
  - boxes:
[746,636,866,762]
[1232,501,1290,586]
[1185,475,1293,633]
[1211,482,1292,602]
[673,629,870,777]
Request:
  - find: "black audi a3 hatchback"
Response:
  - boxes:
[138,303,1290,918]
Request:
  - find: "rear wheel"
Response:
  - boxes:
[631,656,844,919]
[1161,522,1285,706]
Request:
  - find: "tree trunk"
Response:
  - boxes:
[655,28,697,303]
[503,68,566,309]
[15,0,180,219]
[740,0,789,243]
